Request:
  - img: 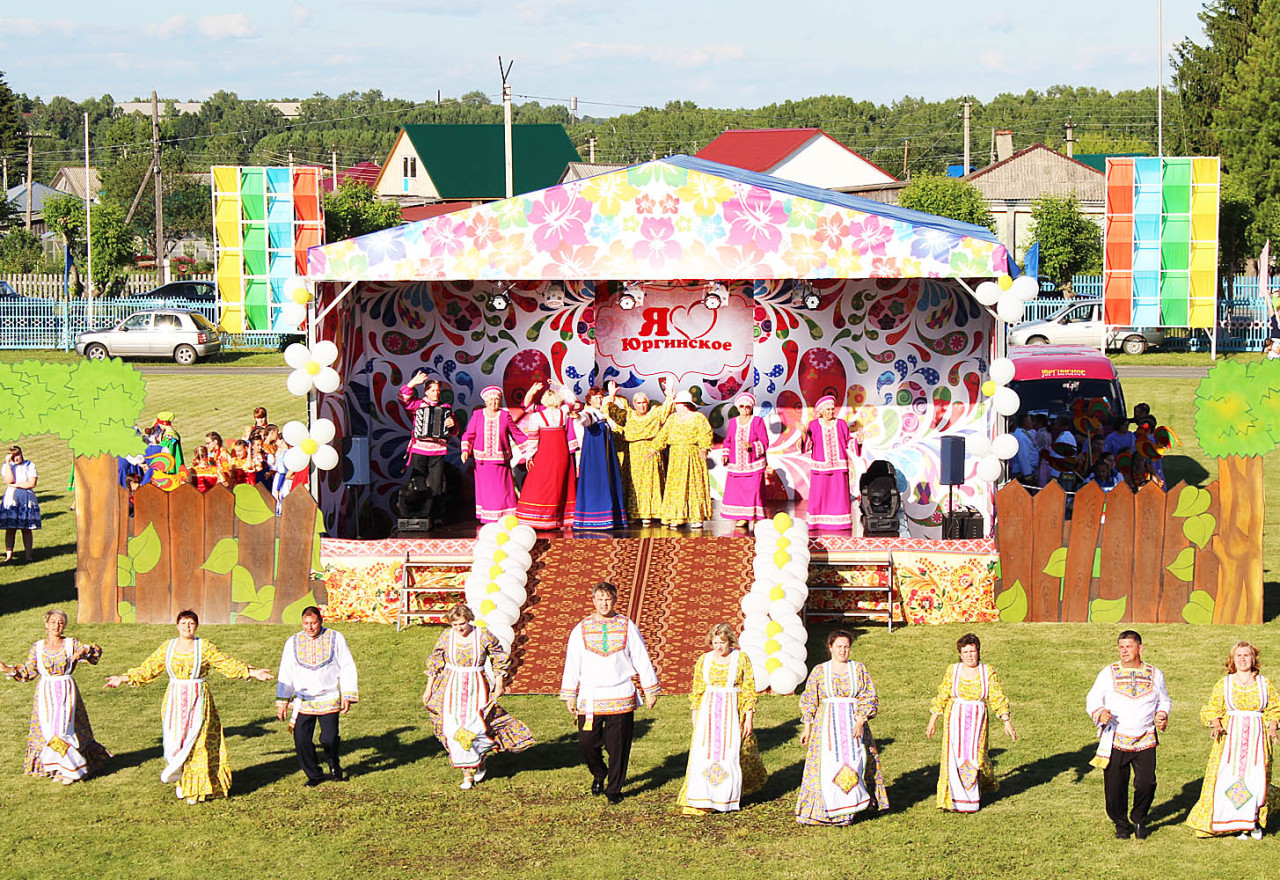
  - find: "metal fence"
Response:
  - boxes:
[0,273,213,298]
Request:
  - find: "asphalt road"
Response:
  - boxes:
[1115,365,1210,379]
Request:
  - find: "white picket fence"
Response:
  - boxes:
[0,273,213,298]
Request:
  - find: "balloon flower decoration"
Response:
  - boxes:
[463,515,538,651]
[278,276,312,330]
[972,274,1039,325]
[282,418,340,472]
[285,341,342,397]
[970,356,1021,483]
[739,512,810,695]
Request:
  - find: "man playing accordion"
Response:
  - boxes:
[399,372,457,526]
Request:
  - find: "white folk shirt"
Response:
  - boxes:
[1086,662,1171,751]
[559,614,661,717]
[276,628,359,716]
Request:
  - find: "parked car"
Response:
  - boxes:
[76,309,222,365]
[1007,344,1127,422]
[1008,299,1164,355]
[140,280,218,302]
[0,280,20,298]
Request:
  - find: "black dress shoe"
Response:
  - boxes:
[606,794,623,805]
[1114,827,1132,839]
[1134,823,1149,840]
[591,779,605,796]
[304,777,324,788]
[330,768,347,782]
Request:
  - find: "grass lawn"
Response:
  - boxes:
[1,373,1278,879]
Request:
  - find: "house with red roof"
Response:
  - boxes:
[321,161,382,193]
[695,128,897,190]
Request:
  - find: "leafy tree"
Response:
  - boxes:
[1066,131,1155,156]
[41,194,139,294]
[1173,1,1263,156]
[323,181,402,242]
[1029,194,1103,285]
[896,173,995,231]
[99,150,211,262]
[1216,1,1280,217]
[0,227,43,272]
[1218,175,1256,294]
[0,71,21,155]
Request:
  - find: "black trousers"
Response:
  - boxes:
[294,712,342,781]
[1103,747,1157,832]
[578,711,635,797]
[403,454,447,520]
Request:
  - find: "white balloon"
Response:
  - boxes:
[974,280,1002,305]
[286,370,315,397]
[754,521,780,541]
[1011,274,1040,301]
[770,597,800,618]
[782,657,809,681]
[283,342,312,370]
[478,521,504,539]
[751,657,771,693]
[283,276,309,301]
[770,668,803,695]
[977,454,1004,483]
[782,559,810,583]
[312,340,339,366]
[311,445,340,471]
[500,547,533,571]
[282,420,309,447]
[783,521,810,539]
[742,592,771,616]
[471,540,498,562]
[996,295,1025,324]
[780,618,809,645]
[506,532,536,554]
[495,571,527,593]
[497,581,527,606]
[311,418,336,445]
[485,606,518,628]
[743,613,771,636]
[284,446,310,472]
[486,622,515,648]
[989,357,1016,386]
[313,367,341,395]
[991,433,1019,461]
[993,386,1021,417]
[495,567,527,589]
[752,557,776,580]
[279,301,307,328]
[967,432,991,457]
[739,630,766,649]
[782,584,808,609]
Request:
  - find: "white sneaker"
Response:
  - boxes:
[459,777,473,790]
[474,765,486,784]
[1250,828,1263,840]
[1238,831,1251,839]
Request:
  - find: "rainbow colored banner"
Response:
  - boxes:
[1103,157,1219,329]
[212,166,324,332]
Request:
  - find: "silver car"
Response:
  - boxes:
[76,308,222,365]
[1008,299,1164,355]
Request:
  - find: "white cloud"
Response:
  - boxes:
[979,50,1011,74]
[291,2,311,26]
[198,13,258,40]
[0,17,83,37]
[986,12,1013,33]
[146,15,189,40]
[563,42,745,69]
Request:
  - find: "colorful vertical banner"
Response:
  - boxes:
[1104,157,1219,329]
[211,166,325,332]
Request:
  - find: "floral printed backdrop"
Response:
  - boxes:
[315,277,996,539]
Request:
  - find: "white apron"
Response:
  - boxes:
[945,663,990,813]
[35,640,88,781]
[683,651,744,812]
[1210,675,1270,833]
[440,630,494,769]
[818,662,871,818]
[160,639,206,784]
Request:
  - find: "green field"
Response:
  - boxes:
[0,371,1276,879]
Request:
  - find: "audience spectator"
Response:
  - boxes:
[1103,418,1135,456]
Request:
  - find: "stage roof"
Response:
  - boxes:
[307,154,1010,283]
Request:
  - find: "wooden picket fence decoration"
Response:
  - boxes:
[994,480,1220,624]
[77,478,323,625]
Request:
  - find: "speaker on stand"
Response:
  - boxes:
[939,436,983,539]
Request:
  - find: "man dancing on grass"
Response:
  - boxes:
[276,607,359,787]
[1086,630,1171,839]
[560,582,661,805]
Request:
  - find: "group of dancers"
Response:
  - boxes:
[399,375,866,532]
[5,602,1275,838]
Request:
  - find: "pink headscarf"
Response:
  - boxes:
[816,395,836,409]
[480,385,502,400]
[734,392,756,408]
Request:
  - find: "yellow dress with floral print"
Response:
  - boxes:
[125,641,253,802]
[677,652,768,814]
[607,398,672,520]
[654,412,713,525]
[929,664,1011,810]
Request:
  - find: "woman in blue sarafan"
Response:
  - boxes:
[573,382,627,530]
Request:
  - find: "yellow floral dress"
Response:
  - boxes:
[607,398,672,520]
[1186,675,1280,836]
[929,663,1011,810]
[125,640,254,802]
[677,651,768,813]
[654,411,713,525]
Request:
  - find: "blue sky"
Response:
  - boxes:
[1,2,1207,112]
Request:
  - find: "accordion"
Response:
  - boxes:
[412,404,450,440]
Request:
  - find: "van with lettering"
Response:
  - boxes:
[1007,344,1126,421]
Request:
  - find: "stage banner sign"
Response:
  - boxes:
[1103,157,1219,329]
[212,166,324,332]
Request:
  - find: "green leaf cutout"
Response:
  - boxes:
[1092,547,1103,579]
[231,565,257,603]
[200,537,239,574]
[128,522,163,575]
[1166,546,1197,582]
[994,580,1028,623]
[1172,484,1212,519]
[1043,547,1068,579]
[1183,513,1215,550]
[1088,596,1127,623]
[312,508,325,572]
[233,484,275,525]
[117,553,135,588]
[1182,590,1215,625]
[282,591,318,625]
[117,601,136,624]
[238,584,276,622]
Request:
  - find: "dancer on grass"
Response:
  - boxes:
[719,393,770,529]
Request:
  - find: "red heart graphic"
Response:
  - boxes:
[666,302,719,340]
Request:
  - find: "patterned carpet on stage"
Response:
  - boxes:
[507,536,753,694]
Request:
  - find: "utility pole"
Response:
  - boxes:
[288,149,295,170]
[21,131,52,230]
[570,95,578,124]
[2,156,6,192]
[498,56,514,198]
[1065,117,1076,158]
[902,139,909,178]
[151,91,165,282]
[1156,0,1164,156]
[85,112,93,306]
[990,128,996,165]
[331,149,338,183]
[588,135,596,164]
[962,100,971,176]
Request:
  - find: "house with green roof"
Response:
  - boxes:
[373,123,581,204]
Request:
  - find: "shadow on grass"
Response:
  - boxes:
[986,741,1100,807]
[1162,455,1210,487]
[1264,579,1279,624]
[229,724,433,794]
[0,543,77,615]
[1148,777,1202,829]
[102,744,164,775]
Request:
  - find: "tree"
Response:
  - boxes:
[896,174,995,231]
[99,151,212,262]
[323,181,402,242]
[0,228,43,272]
[0,71,20,155]
[1216,1,1280,215]
[1065,131,1155,156]
[1173,1,1264,156]
[41,194,139,294]
[1029,194,1103,285]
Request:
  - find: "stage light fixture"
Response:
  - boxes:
[486,288,511,311]
[544,281,566,309]
[618,281,644,311]
[703,281,727,310]
[793,280,821,310]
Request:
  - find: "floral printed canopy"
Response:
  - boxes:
[307,155,1010,282]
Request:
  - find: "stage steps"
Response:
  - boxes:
[507,536,754,694]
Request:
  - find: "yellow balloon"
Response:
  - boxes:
[776,536,790,550]
[486,582,502,594]
[772,550,790,568]
[765,657,782,672]
[494,549,508,563]
[502,514,519,530]
[766,621,783,636]
[981,380,997,397]
[998,275,1013,291]
[488,565,504,580]
[495,533,510,545]
[769,586,785,601]
[773,512,792,531]
[480,599,496,614]
[291,287,313,305]
[764,639,781,654]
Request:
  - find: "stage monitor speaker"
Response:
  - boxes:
[396,518,433,535]
[347,437,370,485]
[939,436,965,486]
[943,508,985,540]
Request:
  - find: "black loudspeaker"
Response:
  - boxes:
[943,508,985,539]
[939,436,965,486]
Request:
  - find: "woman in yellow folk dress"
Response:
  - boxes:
[605,384,674,524]
[654,391,713,527]
[105,610,274,804]
[925,633,1016,812]
[1186,642,1280,839]
[677,624,768,814]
